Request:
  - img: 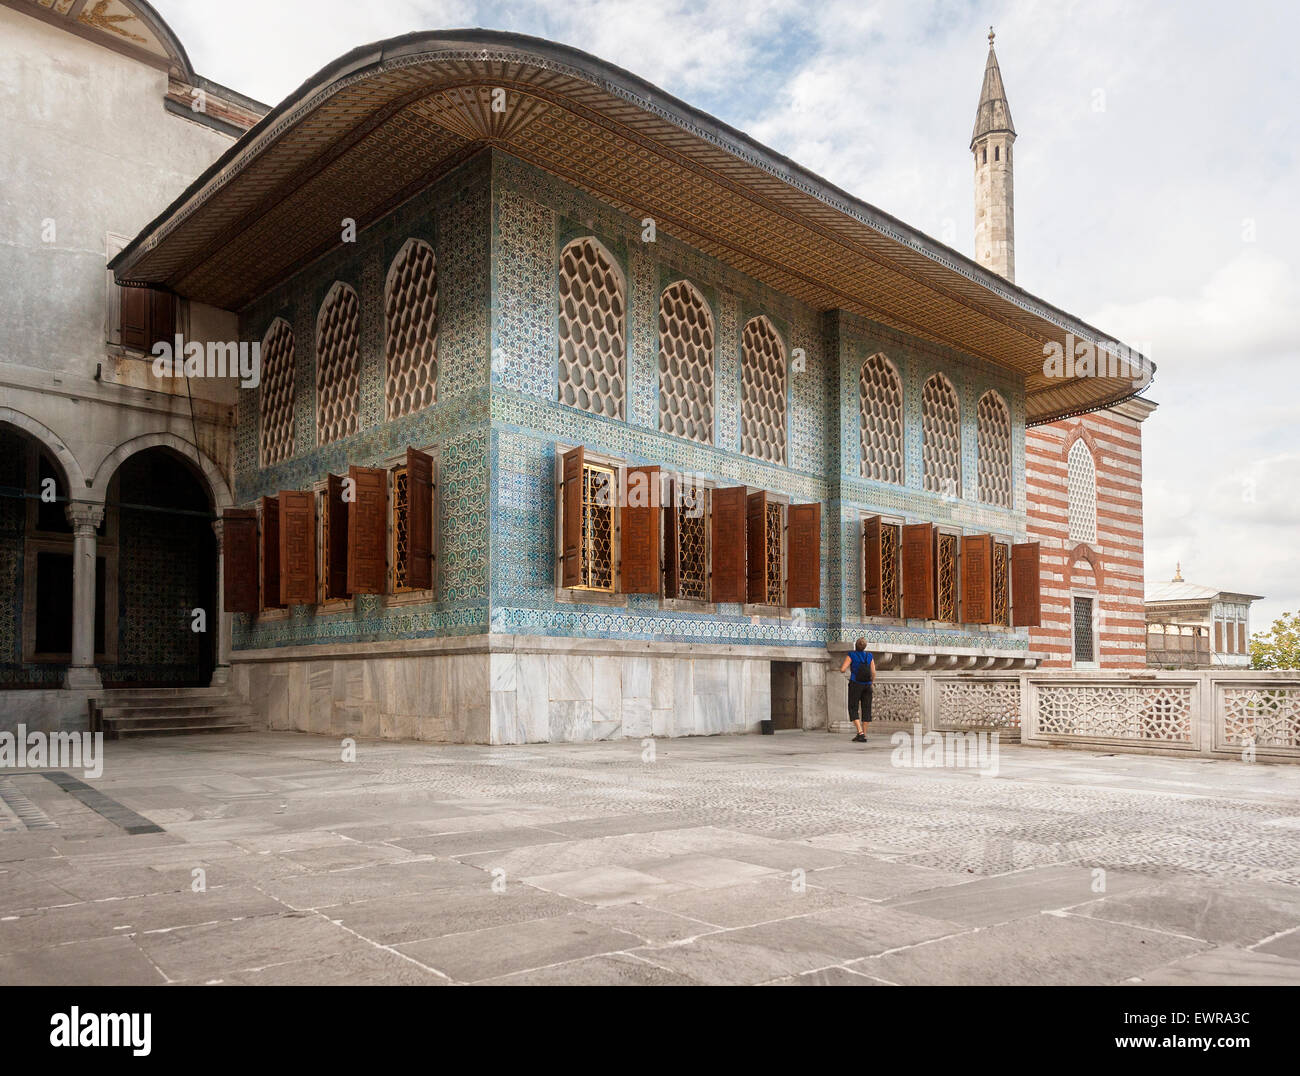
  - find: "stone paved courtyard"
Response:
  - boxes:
[1,729,1299,986]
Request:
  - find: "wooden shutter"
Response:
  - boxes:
[711,486,747,603]
[222,509,259,613]
[787,503,821,608]
[260,495,284,609]
[120,286,150,351]
[663,477,680,599]
[620,465,660,594]
[901,522,935,620]
[962,534,993,624]
[278,490,316,606]
[746,490,768,604]
[863,516,883,617]
[324,473,350,600]
[346,466,387,594]
[406,447,434,590]
[150,290,176,352]
[561,447,584,588]
[1011,541,1042,626]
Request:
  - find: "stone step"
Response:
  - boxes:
[111,722,256,738]
[99,700,252,717]
[102,709,254,728]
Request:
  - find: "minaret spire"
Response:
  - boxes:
[971,29,1016,280]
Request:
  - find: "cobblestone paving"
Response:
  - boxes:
[1,730,1299,985]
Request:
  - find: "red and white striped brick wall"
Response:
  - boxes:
[1025,405,1150,668]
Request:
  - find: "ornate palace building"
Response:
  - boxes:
[2,12,1155,741]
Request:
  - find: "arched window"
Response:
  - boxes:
[1067,439,1098,543]
[658,280,714,445]
[557,237,625,419]
[976,390,1012,507]
[385,238,437,419]
[316,282,360,446]
[740,315,787,464]
[859,352,903,484]
[259,317,295,466]
[921,373,961,496]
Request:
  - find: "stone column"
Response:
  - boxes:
[62,501,105,690]
[210,516,232,685]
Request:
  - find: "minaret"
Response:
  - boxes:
[972,27,1016,281]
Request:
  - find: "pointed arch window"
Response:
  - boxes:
[557,237,625,419]
[921,373,961,497]
[859,353,903,484]
[976,390,1012,507]
[315,282,360,446]
[658,280,715,445]
[385,238,438,419]
[740,315,787,464]
[1067,439,1097,544]
[259,317,295,466]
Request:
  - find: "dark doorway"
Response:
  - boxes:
[771,661,801,730]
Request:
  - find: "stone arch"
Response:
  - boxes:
[1066,543,1105,590]
[90,433,233,509]
[0,407,87,491]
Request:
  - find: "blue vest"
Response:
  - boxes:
[848,650,873,683]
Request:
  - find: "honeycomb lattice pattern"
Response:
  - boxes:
[316,282,360,445]
[1037,685,1194,741]
[740,316,787,464]
[1068,439,1098,544]
[385,239,438,419]
[1220,688,1300,749]
[764,501,783,605]
[677,493,709,601]
[658,280,714,444]
[392,466,410,591]
[860,353,904,484]
[922,374,961,496]
[558,238,625,419]
[258,318,295,467]
[580,464,614,591]
[880,522,901,618]
[936,531,958,621]
[977,390,1012,507]
[992,542,1010,626]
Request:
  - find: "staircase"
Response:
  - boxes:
[90,686,258,739]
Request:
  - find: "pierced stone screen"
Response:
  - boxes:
[740,317,787,465]
[860,353,903,484]
[659,280,715,444]
[558,238,625,420]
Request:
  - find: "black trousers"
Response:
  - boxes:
[848,681,873,724]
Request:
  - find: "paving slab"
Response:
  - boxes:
[641,874,868,929]
[483,952,704,986]
[331,885,584,945]
[1129,946,1300,986]
[1071,878,1300,946]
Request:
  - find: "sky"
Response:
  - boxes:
[155,0,1300,630]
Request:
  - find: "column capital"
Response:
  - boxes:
[65,501,105,534]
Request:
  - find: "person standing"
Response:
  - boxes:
[839,638,875,743]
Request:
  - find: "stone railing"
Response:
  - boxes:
[827,666,1300,762]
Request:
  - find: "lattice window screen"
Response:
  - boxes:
[580,463,615,591]
[860,353,903,484]
[976,391,1012,507]
[740,316,787,464]
[316,282,360,446]
[677,493,709,601]
[1073,595,1097,664]
[658,280,714,444]
[1067,439,1098,544]
[259,318,295,467]
[385,239,437,419]
[764,501,784,605]
[558,238,625,419]
[922,374,961,496]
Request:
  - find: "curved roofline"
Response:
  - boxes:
[128,0,196,81]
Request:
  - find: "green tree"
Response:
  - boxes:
[1250,611,1300,669]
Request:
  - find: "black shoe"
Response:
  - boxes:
[852,734,866,743]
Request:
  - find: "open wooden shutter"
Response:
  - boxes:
[324,473,350,600]
[787,503,821,608]
[222,508,259,613]
[863,516,883,617]
[1011,541,1042,626]
[406,447,433,590]
[346,466,387,594]
[278,490,316,606]
[663,477,680,599]
[260,495,284,609]
[150,290,176,352]
[620,465,660,594]
[711,486,747,603]
[746,491,768,604]
[120,286,150,351]
[901,522,935,620]
[561,447,584,588]
[962,533,993,624]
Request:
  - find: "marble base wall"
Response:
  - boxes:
[0,689,90,734]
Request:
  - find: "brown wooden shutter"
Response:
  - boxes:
[561,447,584,588]
[787,503,821,608]
[222,508,259,613]
[620,465,660,594]
[278,490,316,606]
[901,522,935,620]
[406,447,434,590]
[1011,541,1042,627]
[961,533,993,624]
[711,486,747,603]
[346,466,387,594]
[260,495,284,609]
[120,286,150,351]
[1238,622,1247,654]
[324,473,350,600]
[150,290,176,352]
[863,516,883,617]
[746,490,768,604]
[663,477,680,599]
